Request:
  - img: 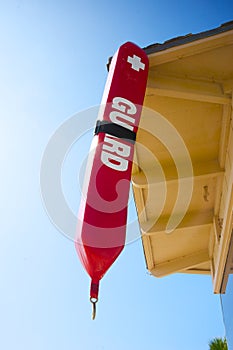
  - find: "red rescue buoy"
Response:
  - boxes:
[75,42,149,319]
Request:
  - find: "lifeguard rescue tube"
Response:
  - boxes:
[75,42,149,318]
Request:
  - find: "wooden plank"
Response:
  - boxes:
[151,249,210,277]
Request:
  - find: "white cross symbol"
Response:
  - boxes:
[127,55,145,72]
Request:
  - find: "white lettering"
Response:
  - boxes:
[103,135,130,157]
[99,96,136,171]
[101,151,128,171]
[112,97,137,115]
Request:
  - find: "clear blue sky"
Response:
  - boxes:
[1,1,233,349]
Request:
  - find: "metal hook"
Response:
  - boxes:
[203,185,210,202]
[90,297,98,320]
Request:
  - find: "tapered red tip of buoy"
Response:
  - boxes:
[90,280,99,320]
[90,280,99,299]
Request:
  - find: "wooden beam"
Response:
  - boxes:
[218,104,232,168]
[222,79,233,94]
[180,267,210,275]
[132,159,224,188]
[213,215,222,242]
[146,75,231,104]
[141,209,213,234]
[147,86,231,104]
[213,184,233,293]
[150,249,210,277]
[142,235,154,271]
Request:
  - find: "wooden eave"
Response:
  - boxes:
[132,23,233,293]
